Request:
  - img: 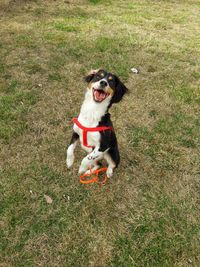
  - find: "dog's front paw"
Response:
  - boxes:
[84,164,100,175]
[84,169,92,175]
[78,165,88,175]
[66,155,74,169]
[106,167,113,178]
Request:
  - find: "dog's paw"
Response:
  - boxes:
[84,165,100,175]
[106,167,113,178]
[66,155,74,169]
[84,169,91,175]
[78,165,87,174]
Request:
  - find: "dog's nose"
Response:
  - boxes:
[100,80,108,87]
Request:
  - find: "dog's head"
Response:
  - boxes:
[85,69,128,106]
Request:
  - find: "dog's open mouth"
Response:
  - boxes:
[93,89,109,102]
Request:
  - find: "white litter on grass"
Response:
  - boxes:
[131,67,139,74]
[44,194,53,204]
[63,194,70,202]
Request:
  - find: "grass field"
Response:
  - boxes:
[0,0,200,266]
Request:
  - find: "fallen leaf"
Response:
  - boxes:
[44,194,53,204]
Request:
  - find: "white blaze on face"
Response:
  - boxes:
[92,80,101,90]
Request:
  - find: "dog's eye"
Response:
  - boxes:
[95,74,100,79]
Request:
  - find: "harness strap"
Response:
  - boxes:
[72,117,113,148]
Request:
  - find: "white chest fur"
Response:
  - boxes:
[73,123,100,153]
[73,89,111,152]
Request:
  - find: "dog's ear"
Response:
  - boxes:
[84,69,99,83]
[112,77,128,103]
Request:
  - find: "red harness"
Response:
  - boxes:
[72,117,113,148]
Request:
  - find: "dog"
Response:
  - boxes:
[66,69,128,178]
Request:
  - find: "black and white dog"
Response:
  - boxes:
[66,69,128,178]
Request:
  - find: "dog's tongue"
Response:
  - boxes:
[94,90,106,101]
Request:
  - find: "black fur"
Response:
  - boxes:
[110,76,128,104]
[85,73,95,83]
[69,131,79,145]
[98,113,120,167]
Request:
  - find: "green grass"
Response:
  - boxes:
[0,0,200,266]
[0,91,38,142]
[131,113,196,147]
[53,21,80,32]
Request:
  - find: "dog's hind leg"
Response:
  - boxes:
[104,148,120,178]
[66,131,79,169]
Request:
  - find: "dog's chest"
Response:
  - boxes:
[73,93,109,152]
[73,116,101,151]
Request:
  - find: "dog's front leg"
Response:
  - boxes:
[66,131,79,169]
[78,148,105,174]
